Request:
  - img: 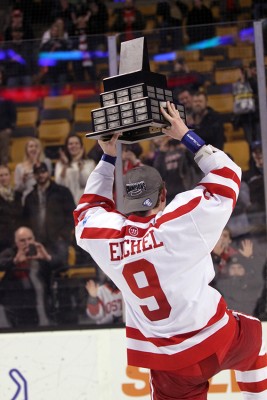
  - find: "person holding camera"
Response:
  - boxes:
[0,226,64,328]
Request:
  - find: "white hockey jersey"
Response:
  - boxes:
[86,283,123,324]
[74,145,241,371]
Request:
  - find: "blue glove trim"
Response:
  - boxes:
[101,154,117,165]
[181,130,205,154]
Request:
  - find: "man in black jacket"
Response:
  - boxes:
[191,91,225,150]
[0,226,66,327]
[23,162,76,265]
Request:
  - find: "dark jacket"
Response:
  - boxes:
[192,107,225,150]
[23,181,75,245]
[0,99,17,130]
[0,190,22,252]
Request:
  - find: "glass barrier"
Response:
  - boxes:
[0,15,266,332]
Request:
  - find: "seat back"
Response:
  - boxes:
[43,94,74,110]
[223,140,250,171]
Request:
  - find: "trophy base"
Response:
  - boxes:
[86,121,167,144]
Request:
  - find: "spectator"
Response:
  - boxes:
[85,277,123,325]
[155,1,186,51]
[184,0,215,44]
[220,0,240,22]
[168,58,204,96]
[0,165,22,253]
[71,23,96,82]
[140,138,162,167]
[215,254,264,316]
[54,135,95,205]
[14,138,52,205]
[0,226,62,327]
[0,72,16,165]
[191,91,225,149]
[87,0,109,37]
[253,0,267,20]
[39,22,70,88]
[51,0,76,35]
[4,7,34,41]
[211,227,253,278]
[111,0,146,42]
[23,162,76,265]
[41,17,68,44]
[232,67,259,146]
[152,136,200,204]
[0,0,11,39]
[122,143,143,174]
[227,179,251,239]
[243,141,266,234]
[247,60,260,142]
[87,141,103,164]
[3,26,36,88]
[176,88,194,126]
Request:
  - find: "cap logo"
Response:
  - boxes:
[143,198,153,207]
[126,181,146,197]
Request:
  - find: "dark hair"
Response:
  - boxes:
[63,134,86,163]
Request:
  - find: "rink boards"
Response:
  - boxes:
[1,324,266,399]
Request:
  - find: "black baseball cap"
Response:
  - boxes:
[123,165,163,214]
[33,162,48,174]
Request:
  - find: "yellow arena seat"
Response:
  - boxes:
[43,94,74,110]
[223,140,250,171]
[38,119,71,147]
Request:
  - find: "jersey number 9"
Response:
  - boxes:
[123,259,171,321]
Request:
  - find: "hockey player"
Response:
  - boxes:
[74,102,267,399]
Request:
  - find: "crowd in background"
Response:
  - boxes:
[0,0,266,330]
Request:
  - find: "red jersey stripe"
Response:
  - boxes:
[155,197,202,229]
[80,197,202,240]
[198,182,237,207]
[247,354,267,370]
[73,194,115,226]
[127,312,236,371]
[237,379,267,393]
[211,167,241,188]
[126,297,226,347]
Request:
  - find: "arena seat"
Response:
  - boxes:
[39,108,72,122]
[73,102,99,136]
[16,107,39,127]
[187,60,215,73]
[223,139,250,171]
[215,68,241,85]
[224,122,245,141]
[215,25,239,38]
[208,93,234,114]
[38,119,71,147]
[228,45,254,60]
[176,50,200,62]
[43,94,74,111]
[8,136,34,172]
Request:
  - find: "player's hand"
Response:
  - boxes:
[98,133,121,157]
[161,101,188,141]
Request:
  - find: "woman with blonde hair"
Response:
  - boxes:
[14,138,52,203]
